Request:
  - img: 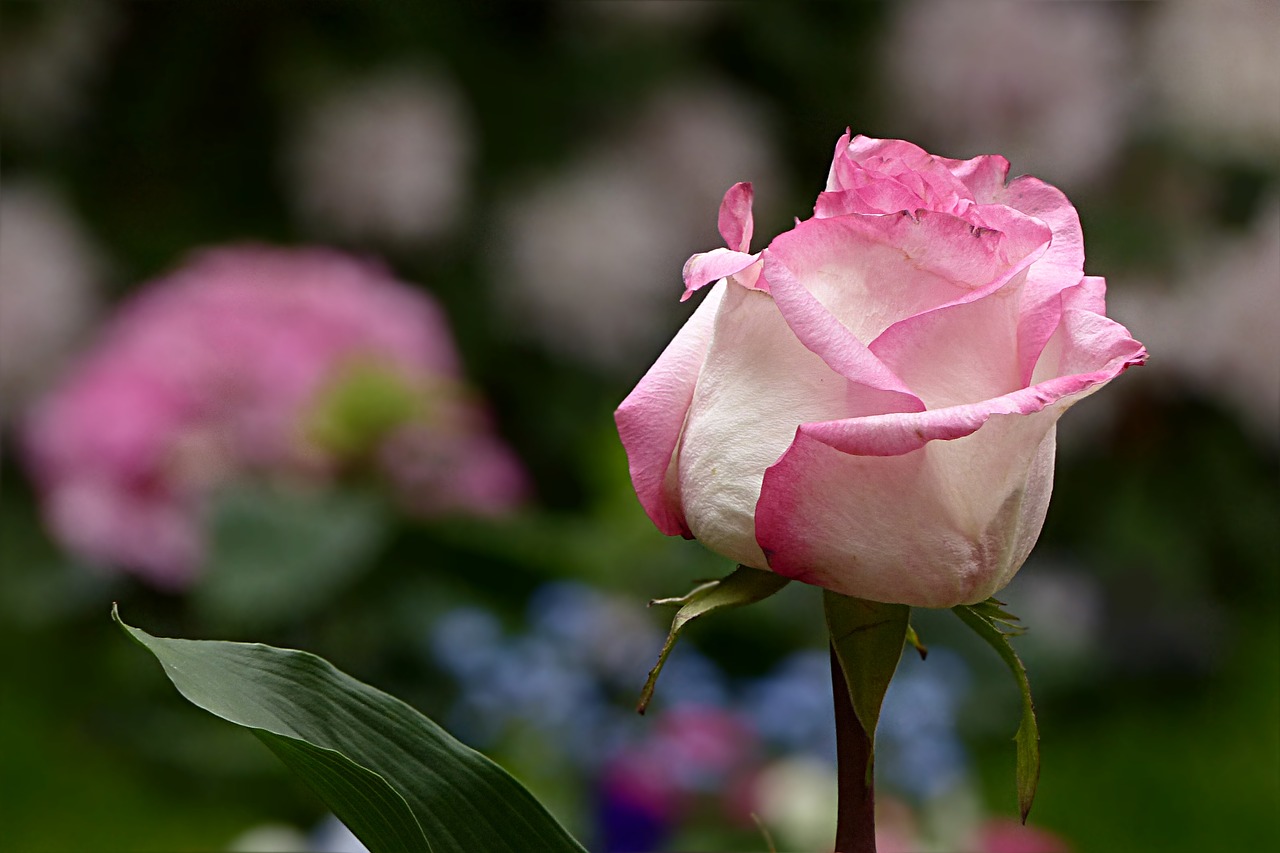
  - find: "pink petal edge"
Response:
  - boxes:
[717,182,755,253]
[615,282,728,537]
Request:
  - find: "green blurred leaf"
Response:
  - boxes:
[954,598,1040,823]
[194,486,388,629]
[114,607,588,853]
[305,362,427,459]
[824,592,909,757]
[638,565,789,713]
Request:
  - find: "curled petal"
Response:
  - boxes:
[680,248,761,302]
[717,181,755,253]
[755,301,1145,607]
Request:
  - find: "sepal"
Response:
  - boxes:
[824,592,910,782]
[638,565,788,713]
[953,597,1040,823]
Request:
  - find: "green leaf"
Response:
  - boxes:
[638,565,789,714]
[824,592,910,749]
[954,598,1040,823]
[114,607,587,853]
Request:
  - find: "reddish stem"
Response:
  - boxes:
[831,644,876,853]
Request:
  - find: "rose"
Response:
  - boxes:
[616,133,1146,607]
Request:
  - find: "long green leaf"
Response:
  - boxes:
[954,600,1041,823]
[638,565,789,713]
[824,592,909,749]
[114,607,587,853]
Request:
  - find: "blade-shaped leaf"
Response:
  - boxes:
[638,565,788,713]
[824,591,909,748]
[954,599,1040,823]
[114,606,587,853]
[255,735,427,853]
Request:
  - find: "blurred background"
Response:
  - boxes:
[1,2,1276,851]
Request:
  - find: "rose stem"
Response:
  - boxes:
[831,644,876,853]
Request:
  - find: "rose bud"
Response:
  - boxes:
[616,133,1146,608]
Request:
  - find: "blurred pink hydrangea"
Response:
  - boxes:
[22,245,526,588]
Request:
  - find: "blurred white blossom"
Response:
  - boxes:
[1111,200,1280,443]
[492,83,782,371]
[752,756,838,853]
[882,0,1135,188]
[225,823,309,853]
[1145,0,1280,165]
[0,0,118,141]
[286,69,474,244]
[0,180,104,422]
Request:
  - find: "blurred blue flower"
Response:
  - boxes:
[877,646,972,800]
[741,649,837,761]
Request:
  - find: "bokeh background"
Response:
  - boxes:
[2,2,1277,851]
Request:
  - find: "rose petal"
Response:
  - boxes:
[868,210,1051,408]
[829,134,975,214]
[869,269,1027,409]
[615,282,727,537]
[755,301,1145,607]
[940,153,1012,204]
[717,181,755,253]
[767,209,1039,347]
[680,248,761,301]
[1071,274,1108,315]
[677,284,858,568]
[991,175,1089,382]
[763,245,924,412]
[756,408,1059,607]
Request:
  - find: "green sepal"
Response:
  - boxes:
[824,591,910,781]
[954,597,1040,823]
[114,606,587,853]
[638,565,788,714]
[904,622,929,660]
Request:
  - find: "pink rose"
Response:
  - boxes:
[616,133,1146,607]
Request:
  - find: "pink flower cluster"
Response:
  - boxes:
[22,245,525,587]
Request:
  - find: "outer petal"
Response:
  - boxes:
[756,409,1059,607]
[755,298,1146,607]
[615,282,727,537]
[717,182,754,253]
[677,284,858,569]
[681,248,760,301]
[993,176,1090,383]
